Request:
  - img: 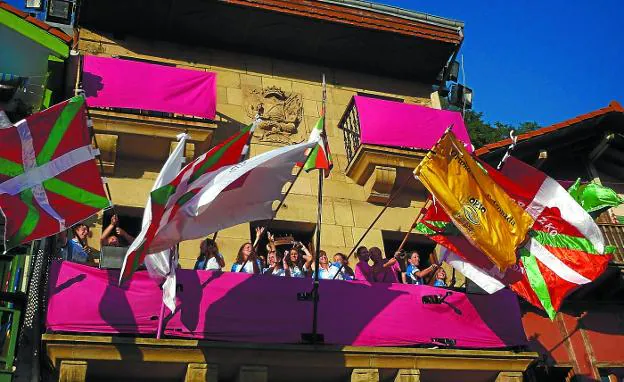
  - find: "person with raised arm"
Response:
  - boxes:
[403,251,438,285]
[284,241,313,278]
[231,242,261,274]
[262,231,286,276]
[370,247,402,283]
[101,214,135,247]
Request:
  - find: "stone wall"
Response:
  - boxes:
[79,29,438,269]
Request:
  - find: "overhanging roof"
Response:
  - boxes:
[476,101,624,157]
[0,1,71,58]
[79,0,463,83]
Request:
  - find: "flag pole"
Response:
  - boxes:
[331,175,413,279]
[156,244,176,339]
[308,74,327,344]
[395,198,432,254]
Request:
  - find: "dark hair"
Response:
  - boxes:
[235,242,253,265]
[197,238,219,261]
[334,253,347,262]
[285,248,300,268]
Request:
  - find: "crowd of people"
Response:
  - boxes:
[192,227,449,287]
[57,218,448,287]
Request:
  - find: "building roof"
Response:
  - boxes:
[0,1,72,58]
[221,0,464,44]
[475,101,624,157]
[80,0,462,83]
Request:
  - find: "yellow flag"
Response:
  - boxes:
[414,131,533,270]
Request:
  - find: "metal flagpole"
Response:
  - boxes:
[308,74,327,344]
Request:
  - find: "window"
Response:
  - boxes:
[250,220,316,262]
[102,207,143,246]
[46,0,73,24]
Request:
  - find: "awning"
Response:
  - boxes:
[82,55,217,119]
[354,95,473,152]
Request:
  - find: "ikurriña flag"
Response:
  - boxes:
[0,96,109,251]
[303,116,333,177]
[414,131,534,271]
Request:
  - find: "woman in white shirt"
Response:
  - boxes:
[193,238,225,271]
[231,242,261,274]
[314,250,342,280]
[284,242,313,278]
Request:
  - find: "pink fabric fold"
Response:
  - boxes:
[83,55,216,119]
[46,261,526,348]
[354,96,473,152]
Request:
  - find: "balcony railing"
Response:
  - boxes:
[599,223,624,263]
[338,98,361,164]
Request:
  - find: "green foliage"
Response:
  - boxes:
[462,110,540,148]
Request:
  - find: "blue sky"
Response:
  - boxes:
[378,1,624,127]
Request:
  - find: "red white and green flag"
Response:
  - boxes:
[303,116,333,177]
[0,96,109,251]
[121,122,256,282]
[417,157,612,319]
[120,120,319,283]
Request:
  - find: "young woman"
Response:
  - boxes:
[333,253,355,280]
[403,251,438,285]
[433,268,448,287]
[314,250,342,280]
[194,238,225,271]
[262,233,286,276]
[231,242,261,274]
[284,242,313,278]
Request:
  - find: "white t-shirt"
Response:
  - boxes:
[316,265,342,280]
[204,256,222,271]
[263,267,286,277]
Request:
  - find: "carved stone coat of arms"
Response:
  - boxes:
[244,86,304,144]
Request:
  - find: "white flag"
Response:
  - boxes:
[148,139,318,253]
[124,133,188,313]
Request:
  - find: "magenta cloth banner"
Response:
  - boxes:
[46,261,526,348]
[354,96,473,152]
[82,55,217,119]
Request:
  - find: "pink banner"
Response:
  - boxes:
[354,96,473,152]
[47,261,526,348]
[82,55,216,119]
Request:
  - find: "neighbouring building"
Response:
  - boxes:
[36,0,540,381]
[477,102,624,382]
[0,2,73,380]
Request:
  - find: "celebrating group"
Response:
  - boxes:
[194,227,449,287]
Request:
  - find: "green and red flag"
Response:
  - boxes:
[0,96,109,251]
[303,116,333,177]
[120,122,256,282]
[416,157,611,319]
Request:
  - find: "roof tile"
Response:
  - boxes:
[475,101,623,156]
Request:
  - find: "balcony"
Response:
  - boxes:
[339,96,472,203]
[599,222,624,264]
[42,260,536,380]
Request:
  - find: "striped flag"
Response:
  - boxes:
[120,121,257,283]
[0,96,109,251]
[417,158,611,319]
[303,116,333,177]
